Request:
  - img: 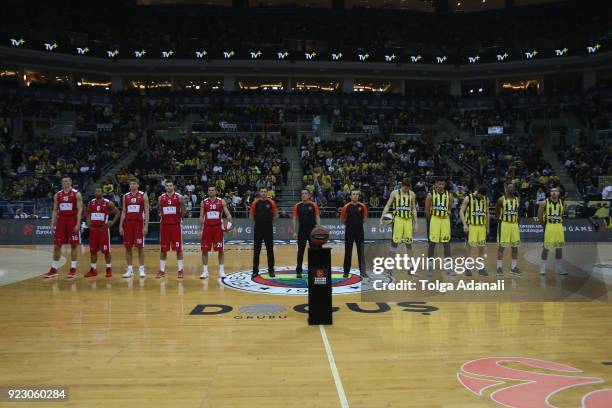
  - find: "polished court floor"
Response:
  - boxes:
[0,243,611,408]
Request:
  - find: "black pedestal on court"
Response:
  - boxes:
[307,247,332,325]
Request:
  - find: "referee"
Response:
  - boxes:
[292,189,321,279]
[341,190,368,278]
[250,187,278,278]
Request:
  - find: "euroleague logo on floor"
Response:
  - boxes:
[221,265,392,295]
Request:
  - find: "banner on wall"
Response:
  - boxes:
[0,218,610,245]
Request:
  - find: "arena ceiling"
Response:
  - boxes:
[137,0,569,12]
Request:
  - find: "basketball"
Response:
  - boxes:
[221,220,233,232]
[382,213,394,225]
[310,226,330,246]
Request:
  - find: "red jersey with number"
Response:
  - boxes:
[123,191,145,222]
[202,197,223,227]
[57,189,78,217]
[88,198,110,228]
[160,193,182,225]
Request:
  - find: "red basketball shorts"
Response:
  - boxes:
[123,220,144,248]
[160,223,182,252]
[201,224,224,252]
[54,216,80,246]
[89,227,110,254]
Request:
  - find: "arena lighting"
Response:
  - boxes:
[501,79,538,90]
[353,84,390,93]
[554,47,568,56]
[250,51,262,59]
[9,38,25,47]
[130,80,171,89]
[78,79,112,87]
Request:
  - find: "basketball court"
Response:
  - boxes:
[1,243,611,407]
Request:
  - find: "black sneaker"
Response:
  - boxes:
[478,268,489,276]
[252,272,259,278]
[296,272,303,279]
[268,270,276,278]
[343,272,349,278]
[496,267,504,277]
[465,269,473,277]
[510,267,522,277]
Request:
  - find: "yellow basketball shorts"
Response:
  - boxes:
[544,223,565,249]
[497,221,521,247]
[392,217,413,244]
[467,224,487,247]
[429,216,450,243]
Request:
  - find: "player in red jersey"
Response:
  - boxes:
[119,177,150,279]
[44,176,83,279]
[157,179,186,279]
[199,186,233,279]
[84,187,119,278]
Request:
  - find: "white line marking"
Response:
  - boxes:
[319,325,349,408]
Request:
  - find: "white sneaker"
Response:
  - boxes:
[200,271,209,279]
[219,271,226,278]
[139,270,146,278]
[539,268,546,276]
[123,270,134,278]
[557,268,568,275]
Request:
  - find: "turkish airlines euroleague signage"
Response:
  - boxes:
[0,219,609,245]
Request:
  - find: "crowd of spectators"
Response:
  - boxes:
[1,132,130,201]
[104,134,289,220]
[449,106,522,137]
[190,106,284,133]
[556,142,612,199]
[445,135,565,216]
[300,133,455,214]
[332,107,438,133]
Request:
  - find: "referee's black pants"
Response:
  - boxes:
[253,223,274,274]
[296,226,314,274]
[343,227,365,275]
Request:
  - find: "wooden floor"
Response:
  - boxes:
[0,244,611,408]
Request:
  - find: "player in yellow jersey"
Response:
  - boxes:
[495,183,521,276]
[537,185,567,275]
[460,186,489,276]
[380,179,418,275]
[425,178,455,276]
